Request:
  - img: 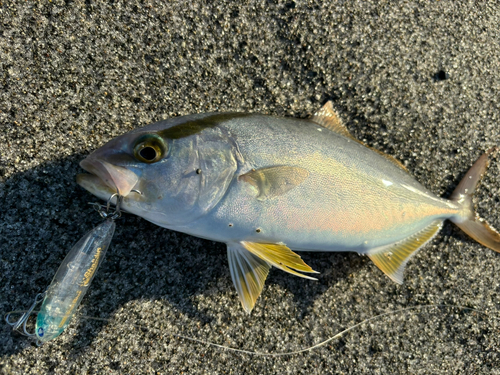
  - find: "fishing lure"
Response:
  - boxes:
[34,219,115,343]
[5,193,138,344]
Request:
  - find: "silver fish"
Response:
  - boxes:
[77,102,500,313]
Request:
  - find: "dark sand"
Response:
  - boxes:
[1,1,500,373]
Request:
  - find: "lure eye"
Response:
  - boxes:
[133,134,167,163]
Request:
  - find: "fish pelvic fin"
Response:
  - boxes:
[368,220,443,284]
[450,148,500,252]
[227,243,271,313]
[241,242,319,279]
[227,242,318,313]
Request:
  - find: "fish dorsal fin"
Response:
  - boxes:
[312,101,408,172]
[241,241,318,279]
[311,101,353,139]
[367,220,443,284]
[238,166,309,201]
[372,148,408,172]
[227,243,271,313]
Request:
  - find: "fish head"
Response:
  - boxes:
[77,115,239,226]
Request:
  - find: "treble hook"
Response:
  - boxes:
[90,189,143,220]
[5,292,46,337]
[106,193,123,219]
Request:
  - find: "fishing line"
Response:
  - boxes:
[6,303,497,356]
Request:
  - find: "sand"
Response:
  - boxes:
[1,1,500,373]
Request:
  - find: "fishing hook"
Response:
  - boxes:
[5,292,46,337]
[89,189,142,220]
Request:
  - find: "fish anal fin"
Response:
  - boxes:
[367,220,443,284]
[311,101,408,172]
[238,166,309,201]
[227,243,271,313]
[241,241,318,280]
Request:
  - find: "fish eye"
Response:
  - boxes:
[139,146,157,161]
[133,134,167,163]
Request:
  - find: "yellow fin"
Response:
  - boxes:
[227,243,271,313]
[367,220,443,284]
[238,166,309,201]
[241,241,318,280]
[311,101,352,139]
[311,101,408,172]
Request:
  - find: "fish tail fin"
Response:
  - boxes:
[450,147,500,252]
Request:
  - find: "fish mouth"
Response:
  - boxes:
[77,158,139,197]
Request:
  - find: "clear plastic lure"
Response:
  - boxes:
[5,219,115,344]
[5,192,142,343]
[35,219,115,342]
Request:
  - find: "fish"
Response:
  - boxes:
[76,101,500,313]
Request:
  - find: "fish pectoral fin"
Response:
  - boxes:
[311,101,353,139]
[311,101,408,172]
[227,243,272,313]
[367,220,443,284]
[238,166,309,201]
[241,241,319,280]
